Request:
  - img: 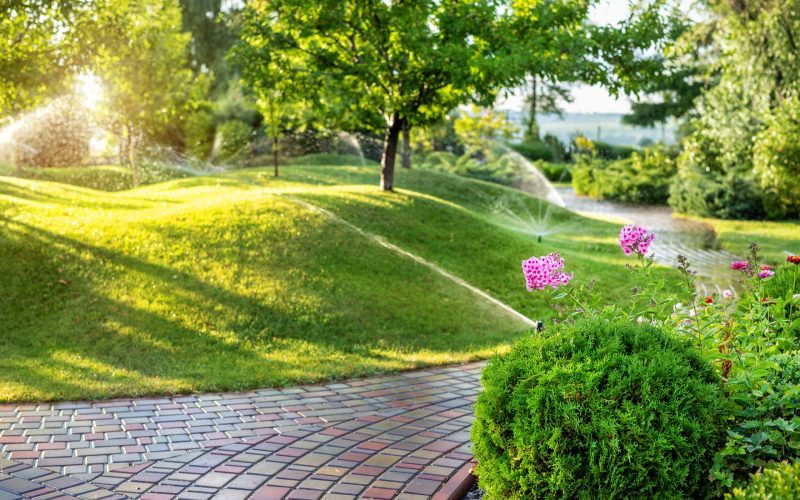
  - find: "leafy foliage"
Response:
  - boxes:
[728,461,800,500]
[235,0,678,190]
[509,141,553,162]
[572,145,676,204]
[753,97,800,219]
[668,1,800,220]
[215,119,252,162]
[0,1,83,114]
[472,315,730,499]
[705,262,800,490]
[83,0,197,183]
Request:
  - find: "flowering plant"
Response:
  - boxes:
[619,224,655,256]
[521,253,572,291]
[521,227,800,494]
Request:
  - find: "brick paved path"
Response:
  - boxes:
[0,363,484,499]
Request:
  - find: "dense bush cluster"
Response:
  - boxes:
[474,229,800,498]
[728,461,800,500]
[752,97,800,219]
[473,316,729,499]
[572,145,676,204]
[535,161,572,182]
[509,140,553,162]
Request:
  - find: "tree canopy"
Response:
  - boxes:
[0,1,87,115]
[236,0,679,191]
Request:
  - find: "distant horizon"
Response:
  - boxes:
[499,109,677,146]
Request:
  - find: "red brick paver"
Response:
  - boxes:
[0,362,484,498]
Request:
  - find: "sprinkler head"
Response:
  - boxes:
[537,234,542,243]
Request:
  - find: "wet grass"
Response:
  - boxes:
[2,163,672,402]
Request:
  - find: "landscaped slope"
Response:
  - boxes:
[1,165,655,401]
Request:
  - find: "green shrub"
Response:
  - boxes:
[594,140,638,160]
[668,166,766,220]
[571,145,676,204]
[472,316,730,499]
[183,109,215,161]
[761,264,800,334]
[509,141,554,162]
[753,97,800,219]
[710,261,800,490]
[535,161,572,182]
[669,82,769,220]
[543,133,568,162]
[215,119,252,161]
[728,461,800,500]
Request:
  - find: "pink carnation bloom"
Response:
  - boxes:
[619,224,655,256]
[522,252,573,291]
[731,261,749,271]
[758,269,775,279]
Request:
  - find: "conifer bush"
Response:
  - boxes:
[472,316,730,499]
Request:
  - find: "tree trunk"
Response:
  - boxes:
[401,123,411,169]
[127,124,139,188]
[527,76,539,142]
[119,124,129,165]
[273,135,279,177]
[380,115,404,191]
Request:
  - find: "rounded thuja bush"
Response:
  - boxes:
[472,316,731,499]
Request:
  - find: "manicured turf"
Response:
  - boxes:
[682,216,800,263]
[1,163,665,402]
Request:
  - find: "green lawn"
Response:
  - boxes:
[1,163,666,402]
[681,216,800,263]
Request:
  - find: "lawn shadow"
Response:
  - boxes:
[1,201,519,401]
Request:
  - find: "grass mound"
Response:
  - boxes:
[2,162,671,401]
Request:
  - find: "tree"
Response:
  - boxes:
[669,0,800,220]
[257,87,308,177]
[454,105,516,158]
[237,0,677,191]
[622,17,719,128]
[85,0,194,186]
[235,1,543,191]
[523,76,572,142]
[180,0,242,95]
[0,1,86,116]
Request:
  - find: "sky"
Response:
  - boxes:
[499,0,636,114]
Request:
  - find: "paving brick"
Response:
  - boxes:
[0,362,488,499]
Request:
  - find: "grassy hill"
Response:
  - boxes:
[2,163,658,402]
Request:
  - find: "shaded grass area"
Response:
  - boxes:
[2,163,664,401]
[682,216,800,263]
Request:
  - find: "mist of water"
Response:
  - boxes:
[492,142,566,208]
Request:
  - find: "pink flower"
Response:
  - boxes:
[722,289,733,299]
[761,264,773,271]
[788,255,800,265]
[522,252,573,291]
[619,224,655,256]
[758,269,775,279]
[731,261,749,271]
